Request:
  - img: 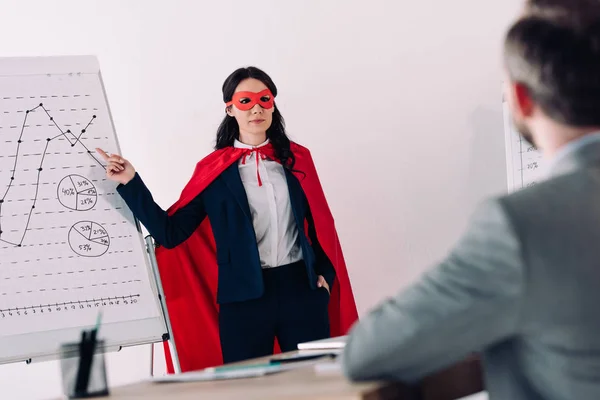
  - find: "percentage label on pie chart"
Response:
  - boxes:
[57,175,98,211]
[68,221,110,257]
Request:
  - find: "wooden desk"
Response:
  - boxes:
[99,364,410,399]
[57,352,482,399]
[421,355,483,400]
[86,352,414,400]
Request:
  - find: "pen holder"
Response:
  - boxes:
[59,339,109,399]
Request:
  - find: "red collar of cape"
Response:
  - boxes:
[154,141,358,372]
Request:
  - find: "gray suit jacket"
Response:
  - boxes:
[342,140,600,399]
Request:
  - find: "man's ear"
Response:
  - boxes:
[513,81,535,118]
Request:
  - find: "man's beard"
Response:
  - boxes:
[513,117,537,149]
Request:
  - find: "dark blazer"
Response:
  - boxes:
[117,163,335,304]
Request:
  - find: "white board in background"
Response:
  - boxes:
[0,56,167,364]
[502,98,544,192]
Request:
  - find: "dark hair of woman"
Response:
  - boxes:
[215,66,297,171]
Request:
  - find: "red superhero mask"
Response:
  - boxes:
[225,89,275,111]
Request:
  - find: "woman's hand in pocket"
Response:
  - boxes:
[317,275,330,294]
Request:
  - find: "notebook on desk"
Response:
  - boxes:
[297,335,347,350]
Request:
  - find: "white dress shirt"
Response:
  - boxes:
[234,139,303,268]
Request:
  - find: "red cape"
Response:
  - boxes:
[155,142,358,373]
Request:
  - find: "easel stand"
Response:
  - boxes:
[145,235,182,375]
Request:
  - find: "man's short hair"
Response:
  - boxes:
[504,0,600,126]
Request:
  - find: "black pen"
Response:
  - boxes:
[80,329,97,394]
[74,312,102,395]
[74,331,90,394]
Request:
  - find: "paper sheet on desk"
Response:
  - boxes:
[151,358,326,383]
[297,348,342,356]
[151,365,283,383]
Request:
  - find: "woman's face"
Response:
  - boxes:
[226,78,274,142]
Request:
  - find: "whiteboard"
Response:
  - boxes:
[0,56,168,364]
[503,98,545,192]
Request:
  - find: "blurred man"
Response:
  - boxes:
[342,2,600,399]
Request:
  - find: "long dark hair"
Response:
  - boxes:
[215,66,296,170]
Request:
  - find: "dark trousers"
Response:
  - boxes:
[218,260,331,364]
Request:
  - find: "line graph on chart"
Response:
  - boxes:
[0,102,103,247]
[0,72,159,337]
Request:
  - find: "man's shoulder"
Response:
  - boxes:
[502,168,598,207]
[487,168,600,234]
[463,170,598,227]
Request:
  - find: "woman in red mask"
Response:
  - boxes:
[97,66,358,372]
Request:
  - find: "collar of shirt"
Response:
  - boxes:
[546,131,600,176]
[233,138,270,149]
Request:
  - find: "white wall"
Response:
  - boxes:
[0,0,521,398]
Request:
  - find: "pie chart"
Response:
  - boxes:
[57,175,98,211]
[68,221,110,257]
